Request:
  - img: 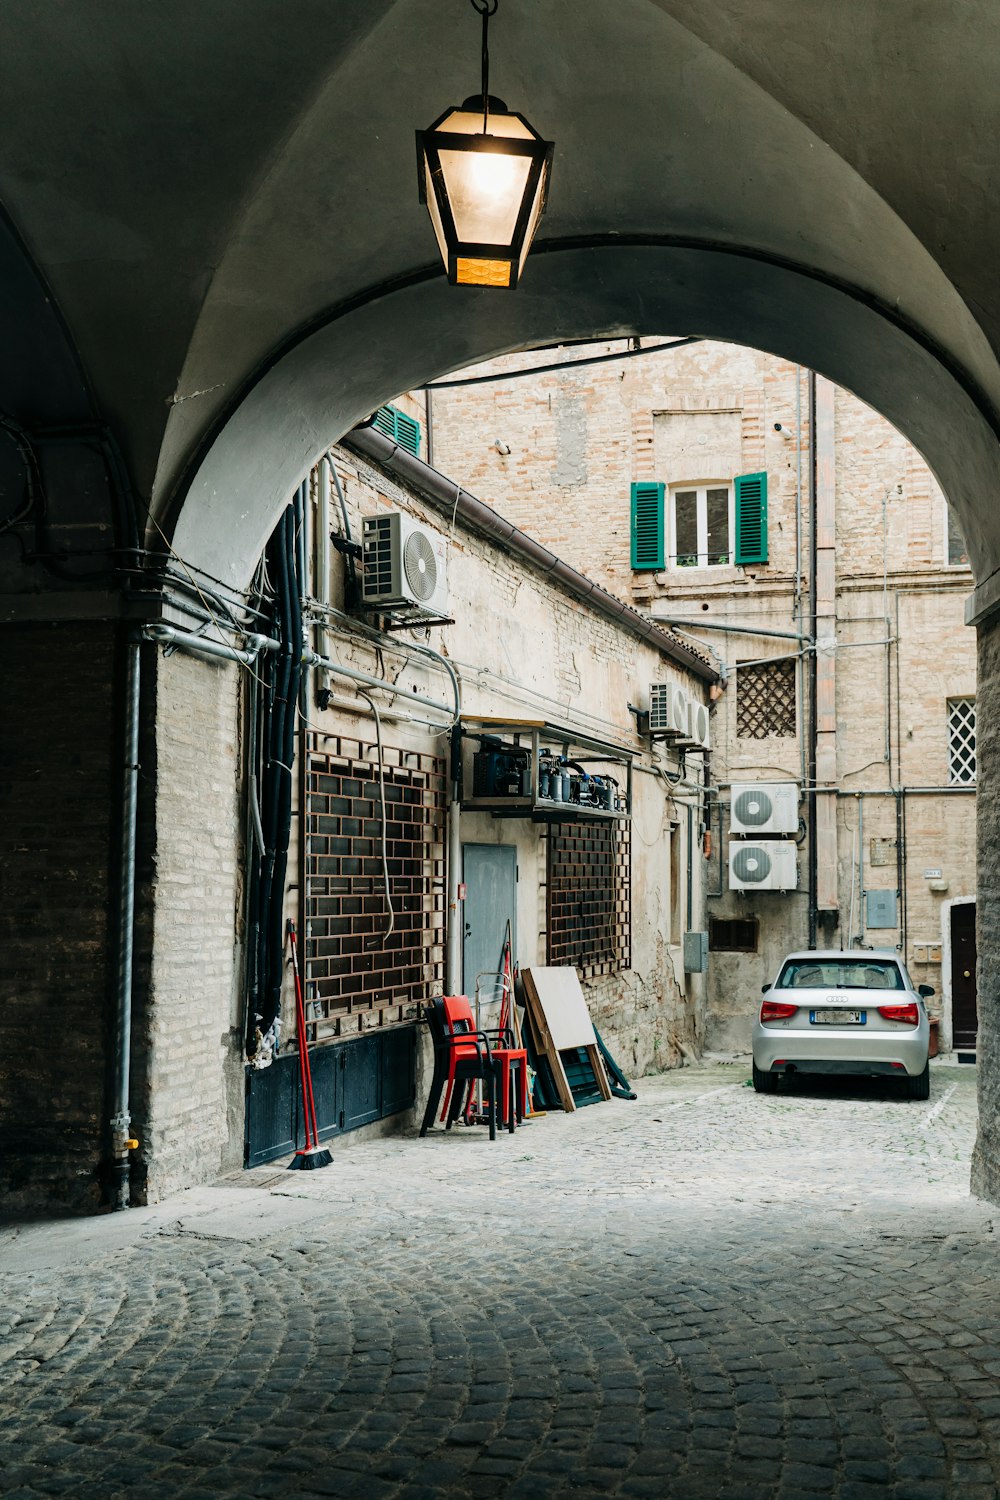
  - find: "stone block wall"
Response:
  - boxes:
[0,620,117,1213]
[131,648,243,1203]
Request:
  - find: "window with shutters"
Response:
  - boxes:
[948,697,976,784]
[734,470,768,564]
[630,481,664,569]
[373,404,421,456]
[736,659,797,739]
[667,483,733,569]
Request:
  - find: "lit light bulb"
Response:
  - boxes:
[468,150,520,200]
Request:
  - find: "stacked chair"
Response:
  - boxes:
[419,995,527,1139]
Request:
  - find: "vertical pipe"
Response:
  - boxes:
[807,370,818,950]
[424,386,435,468]
[445,724,463,994]
[111,634,141,1210]
[858,794,865,945]
[795,365,807,787]
[315,457,330,697]
[686,803,694,932]
[296,483,310,1041]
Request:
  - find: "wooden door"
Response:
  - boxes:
[951,902,978,1050]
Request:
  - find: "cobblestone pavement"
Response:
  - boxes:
[1,1060,995,1499]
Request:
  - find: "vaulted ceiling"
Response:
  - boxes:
[0,1,997,592]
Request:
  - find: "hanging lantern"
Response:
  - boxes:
[416,1,553,289]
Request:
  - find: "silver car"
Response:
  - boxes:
[752,949,933,1100]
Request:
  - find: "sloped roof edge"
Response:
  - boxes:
[344,424,718,685]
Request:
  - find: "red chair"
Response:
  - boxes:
[442,995,527,1132]
[419,998,498,1141]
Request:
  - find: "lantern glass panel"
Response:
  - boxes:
[438,144,532,247]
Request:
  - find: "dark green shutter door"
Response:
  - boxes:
[373,405,421,457]
[735,471,768,565]
[395,412,421,456]
[631,481,664,570]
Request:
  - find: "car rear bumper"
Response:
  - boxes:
[752,1022,929,1077]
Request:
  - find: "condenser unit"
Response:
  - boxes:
[729,781,799,835]
[649,682,689,738]
[685,697,711,751]
[361,513,449,615]
[729,839,798,892]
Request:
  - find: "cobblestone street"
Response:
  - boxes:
[1,1060,995,1499]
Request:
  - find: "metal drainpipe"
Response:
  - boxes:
[110,634,141,1210]
[296,482,311,1041]
[445,725,463,994]
[807,371,819,951]
[315,459,330,700]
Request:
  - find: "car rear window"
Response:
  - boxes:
[776,959,905,991]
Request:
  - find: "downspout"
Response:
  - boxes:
[445,724,463,994]
[315,457,331,699]
[807,370,818,950]
[296,482,310,1046]
[424,386,435,468]
[110,634,141,1210]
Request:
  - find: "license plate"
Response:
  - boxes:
[811,1009,865,1025]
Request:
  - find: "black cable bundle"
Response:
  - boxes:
[246,493,303,1055]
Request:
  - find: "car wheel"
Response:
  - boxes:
[905,1063,930,1101]
[752,1062,779,1094]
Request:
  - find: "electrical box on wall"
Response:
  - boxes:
[866,889,898,928]
[683,931,709,973]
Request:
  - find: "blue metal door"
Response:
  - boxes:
[462,844,517,1002]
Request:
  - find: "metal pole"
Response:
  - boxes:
[445,725,463,994]
[111,634,141,1210]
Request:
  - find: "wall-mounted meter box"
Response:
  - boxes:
[683,930,709,973]
[866,889,898,928]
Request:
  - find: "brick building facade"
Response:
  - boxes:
[427,341,978,1058]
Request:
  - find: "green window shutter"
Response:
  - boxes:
[735,471,768,565]
[395,411,421,456]
[373,404,421,457]
[631,481,664,570]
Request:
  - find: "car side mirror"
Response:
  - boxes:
[761,982,771,994]
[918,983,935,998]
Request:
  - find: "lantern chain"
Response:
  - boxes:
[469,0,499,132]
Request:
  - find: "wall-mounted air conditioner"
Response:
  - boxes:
[729,839,798,892]
[649,683,710,750]
[729,781,799,835]
[650,682,684,735]
[686,697,711,751]
[361,513,449,615]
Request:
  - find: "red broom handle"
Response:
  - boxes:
[288,921,319,1150]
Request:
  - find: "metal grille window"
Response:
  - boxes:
[948,698,977,784]
[305,731,446,1038]
[546,821,631,977]
[736,659,797,739]
[709,916,758,953]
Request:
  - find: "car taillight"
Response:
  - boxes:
[760,1000,797,1022]
[878,1003,919,1026]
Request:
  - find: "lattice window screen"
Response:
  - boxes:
[546,821,631,977]
[736,659,797,739]
[305,731,446,1039]
[948,698,977,785]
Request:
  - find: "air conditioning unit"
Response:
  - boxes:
[686,697,711,751]
[361,513,449,615]
[649,683,689,738]
[729,839,798,892]
[730,781,799,835]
